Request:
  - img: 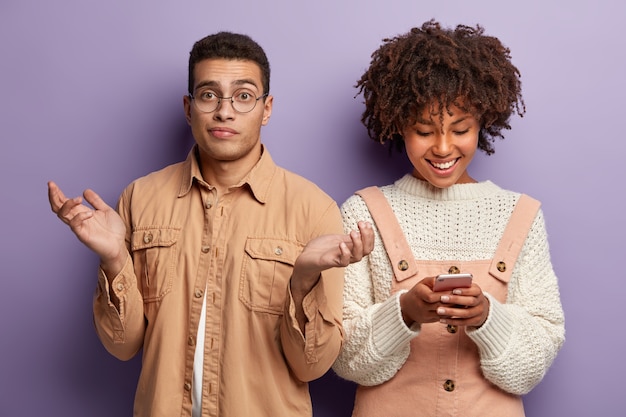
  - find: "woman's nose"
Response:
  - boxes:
[432,133,453,155]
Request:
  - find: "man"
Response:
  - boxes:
[48,32,373,417]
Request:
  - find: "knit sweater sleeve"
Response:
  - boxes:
[466,209,565,395]
[331,195,420,386]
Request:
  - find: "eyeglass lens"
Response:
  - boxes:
[193,88,265,113]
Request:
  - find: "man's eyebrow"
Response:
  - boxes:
[233,79,259,88]
[194,79,259,92]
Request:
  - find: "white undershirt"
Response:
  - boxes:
[192,288,208,417]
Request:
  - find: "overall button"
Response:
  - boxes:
[274,246,283,256]
[497,261,507,272]
[448,266,460,274]
[447,324,458,334]
[143,232,153,244]
[443,379,455,392]
[398,260,409,271]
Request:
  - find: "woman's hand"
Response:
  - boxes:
[400,277,489,328]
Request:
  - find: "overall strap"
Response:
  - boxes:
[355,187,418,281]
[488,194,541,283]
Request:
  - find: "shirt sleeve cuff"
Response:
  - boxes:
[286,274,326,327]
[96,254,134,307]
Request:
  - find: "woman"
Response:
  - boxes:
[333,20,565,417]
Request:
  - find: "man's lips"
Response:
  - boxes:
[209,127,238,139]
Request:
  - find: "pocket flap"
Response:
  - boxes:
[244,238,301,265]
[131,227,180,250]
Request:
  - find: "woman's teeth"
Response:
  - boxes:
[432,160,456,169]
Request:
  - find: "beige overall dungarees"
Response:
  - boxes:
[351,187,540,417]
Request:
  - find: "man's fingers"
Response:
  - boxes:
[47,181,69,213]
[83,188,110,211]
[344,222,374,264]
[67,209,94,230]
[337,242,353,266]
[358,221,375,254]
[56,197,86,225]
[349,230,364,261]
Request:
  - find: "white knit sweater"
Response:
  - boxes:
[332,175,565,395]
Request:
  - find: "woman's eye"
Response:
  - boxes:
[416,130,432,137]
[454,129,470,135]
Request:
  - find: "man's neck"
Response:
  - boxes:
[196,145,263,197]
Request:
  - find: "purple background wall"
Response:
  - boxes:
[1,1,624,416]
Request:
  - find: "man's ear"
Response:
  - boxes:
[261,95,273,126]
[183,95,192,125]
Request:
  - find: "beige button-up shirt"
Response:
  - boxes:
[93,145,344,417]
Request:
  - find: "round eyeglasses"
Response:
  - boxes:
[189,88,268,113]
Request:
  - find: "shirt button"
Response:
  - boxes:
[194,289,204,298]
[497,261,507,272]
[443,379,455,392]
[205,200,212,209]
[184,382,192,391]
[274,246,283,256]
[447,324,458,334]
[143,232,153,244]
[201,245,210,253]
[188,336,195,346]
[116,283,124,291]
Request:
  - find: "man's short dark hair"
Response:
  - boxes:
[188,32,270,95]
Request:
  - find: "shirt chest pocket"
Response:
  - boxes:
[131,226,181,303]
[240,238,302,315]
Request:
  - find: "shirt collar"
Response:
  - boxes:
[177,144,277,204]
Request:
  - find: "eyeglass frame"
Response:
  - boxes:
[188,88,269,114]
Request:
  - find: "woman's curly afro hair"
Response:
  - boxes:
[357,19,525,155]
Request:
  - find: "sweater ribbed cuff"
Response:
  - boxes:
[467,292,516,360]
[371,290,419,356]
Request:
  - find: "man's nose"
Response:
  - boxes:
[213,98,236,119]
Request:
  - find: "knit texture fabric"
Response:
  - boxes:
[332,175,565,395]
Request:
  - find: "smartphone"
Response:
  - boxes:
[433,273,473,292]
